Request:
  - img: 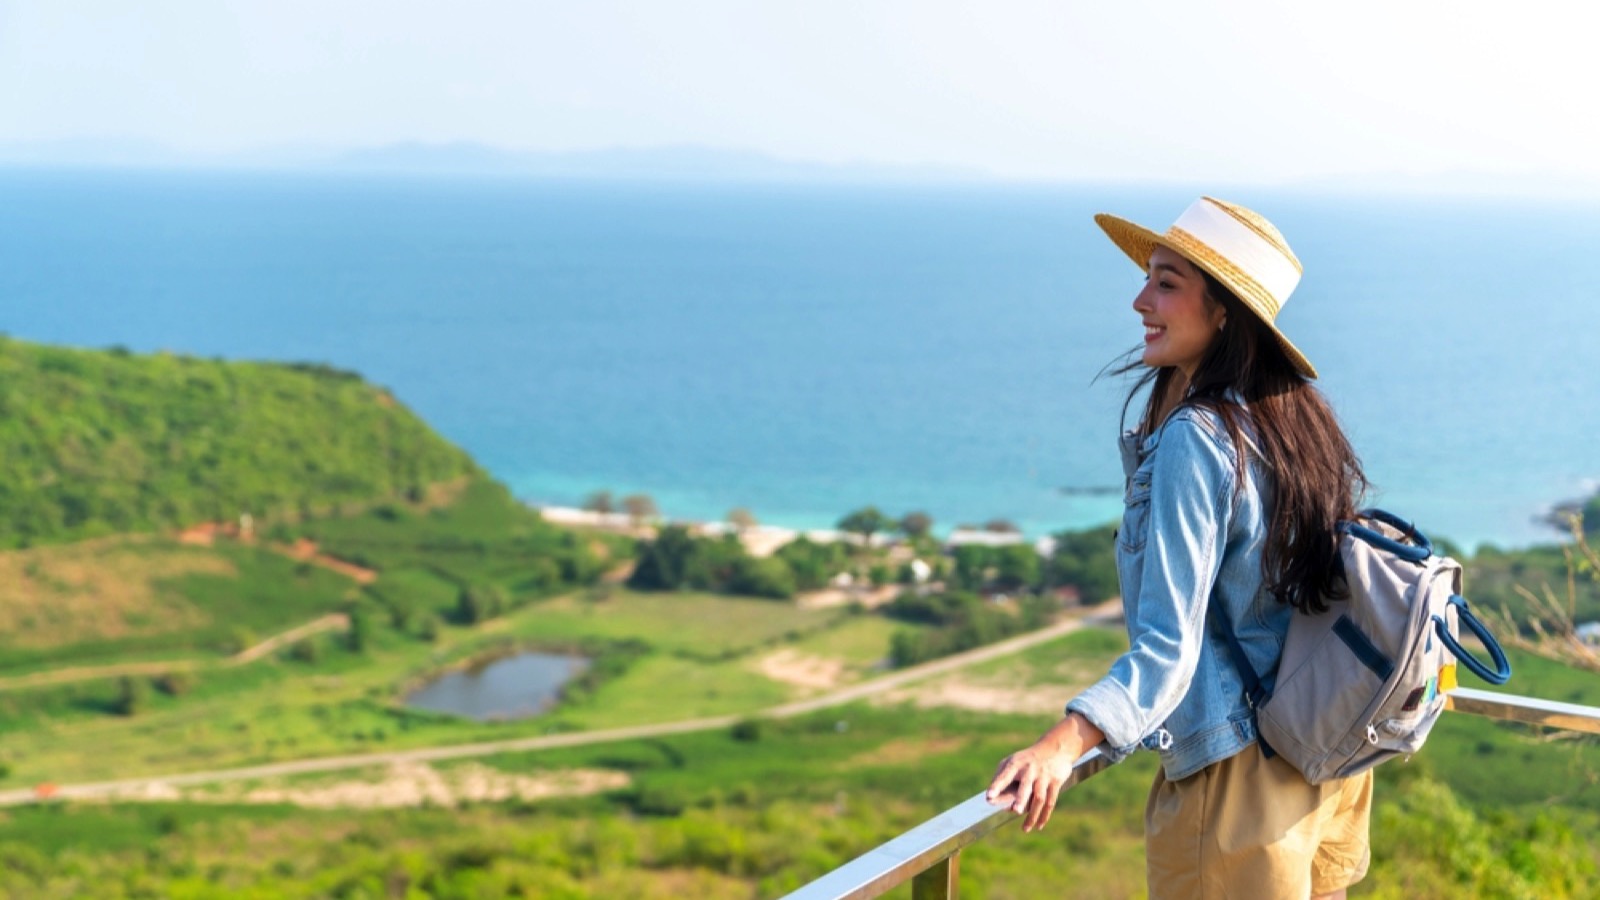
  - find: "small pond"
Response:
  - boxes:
[402,651,591,722]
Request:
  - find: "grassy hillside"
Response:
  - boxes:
[0,537,357,673]
[0,337,478,547]
[0,338,617,684]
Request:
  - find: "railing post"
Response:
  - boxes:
[911,851,958,900]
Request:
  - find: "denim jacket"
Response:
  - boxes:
[1065,404,1293,781]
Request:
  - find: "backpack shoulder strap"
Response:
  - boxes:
[1206,598,1276,757]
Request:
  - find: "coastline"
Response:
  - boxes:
[534,504,887,557]
[531,504,1060,559]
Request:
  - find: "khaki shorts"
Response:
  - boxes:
[1145,743,1372,898]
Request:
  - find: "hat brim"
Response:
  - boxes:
[1094,212,1318,380]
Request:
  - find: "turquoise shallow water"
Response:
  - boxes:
[1,171,1595,549]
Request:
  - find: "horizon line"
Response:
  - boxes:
[1,139,1597,197]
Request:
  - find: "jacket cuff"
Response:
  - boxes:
[1066,679,1146,764]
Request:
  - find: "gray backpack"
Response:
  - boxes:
[1220,509,1512,785]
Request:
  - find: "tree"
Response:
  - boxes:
[838,505,893,548]
[728,507,757,533]
[684,534,747,591]
[622,493,658,526]
[454,584,507,624]
[154,671,194,697]
[583,490,615,515]
[984,518,1020,534]
[418,614,442,642]
[289,637,323,663]
[346,608,373,653]
[774,536,849,591]
[898,511,934,539]
[951,544,994,591]
[727,555,798,599]
[226,626,257,656]
[628,525,698,590]
[992,544,1041,591]
[1045,524,1120,604]
[113,676,149,716]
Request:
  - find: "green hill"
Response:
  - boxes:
[0,337,478,547]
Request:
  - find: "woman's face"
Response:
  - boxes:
[1133,246,1225,379]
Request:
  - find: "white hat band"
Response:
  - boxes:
[1172,199,1302,311]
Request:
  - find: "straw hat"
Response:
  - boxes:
[1095,197,1316,379]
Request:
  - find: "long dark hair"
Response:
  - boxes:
[1117,271,1367,614]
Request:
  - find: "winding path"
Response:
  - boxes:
[0,602,1121,807]
[0,614,351,692]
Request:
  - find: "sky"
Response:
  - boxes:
[0,0,1595,186]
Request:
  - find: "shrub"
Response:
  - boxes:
[630,528,796,599]
[113,676,149,716]
[727,556,797,600]
[346,609,373,653]
[1046,524,1119,603]
[418,615,442,642]
[153,671,195,697]
[289,637,323,664]
[774,537,850,592]
[629,525,696,590]
[884,590,1031,666]
[225,626,257,655]
[454,584,507,624]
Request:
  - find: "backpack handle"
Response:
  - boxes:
[1341,508,1432,563]
[1432,596,1513,685]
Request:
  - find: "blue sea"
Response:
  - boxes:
[1,170,1595,550]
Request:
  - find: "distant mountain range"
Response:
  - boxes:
[326,142,985,182]
[0,139,988,183]
[4,139,1595,195]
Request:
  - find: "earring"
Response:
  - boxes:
[1218,318,1227,332]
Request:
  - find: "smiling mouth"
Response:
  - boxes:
[1144,325,1164,342]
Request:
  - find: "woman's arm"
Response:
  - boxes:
[985,712,1105,832]
[1065,415,1237,755]
[987,413,1238,829]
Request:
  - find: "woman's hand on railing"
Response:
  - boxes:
[984,712,1105,833]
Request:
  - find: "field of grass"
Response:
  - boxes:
[0,574,905,787]
[558,653,797,729]
[960,624,1128,684]
[3,471,1597,898]
[1400,645,1600,814]
[786,612,903,671]
[0,632,446,785]
[0,539,359,675]
[1478,644,1600,706]
[7,580,1591,819]
[512,588,851,660]
[0,696,1592,898]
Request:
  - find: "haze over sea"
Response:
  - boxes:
[1,170,1594,550]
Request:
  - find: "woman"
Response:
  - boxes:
[985,197,1371,899]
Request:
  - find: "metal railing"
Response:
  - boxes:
[781,688,1600,900]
